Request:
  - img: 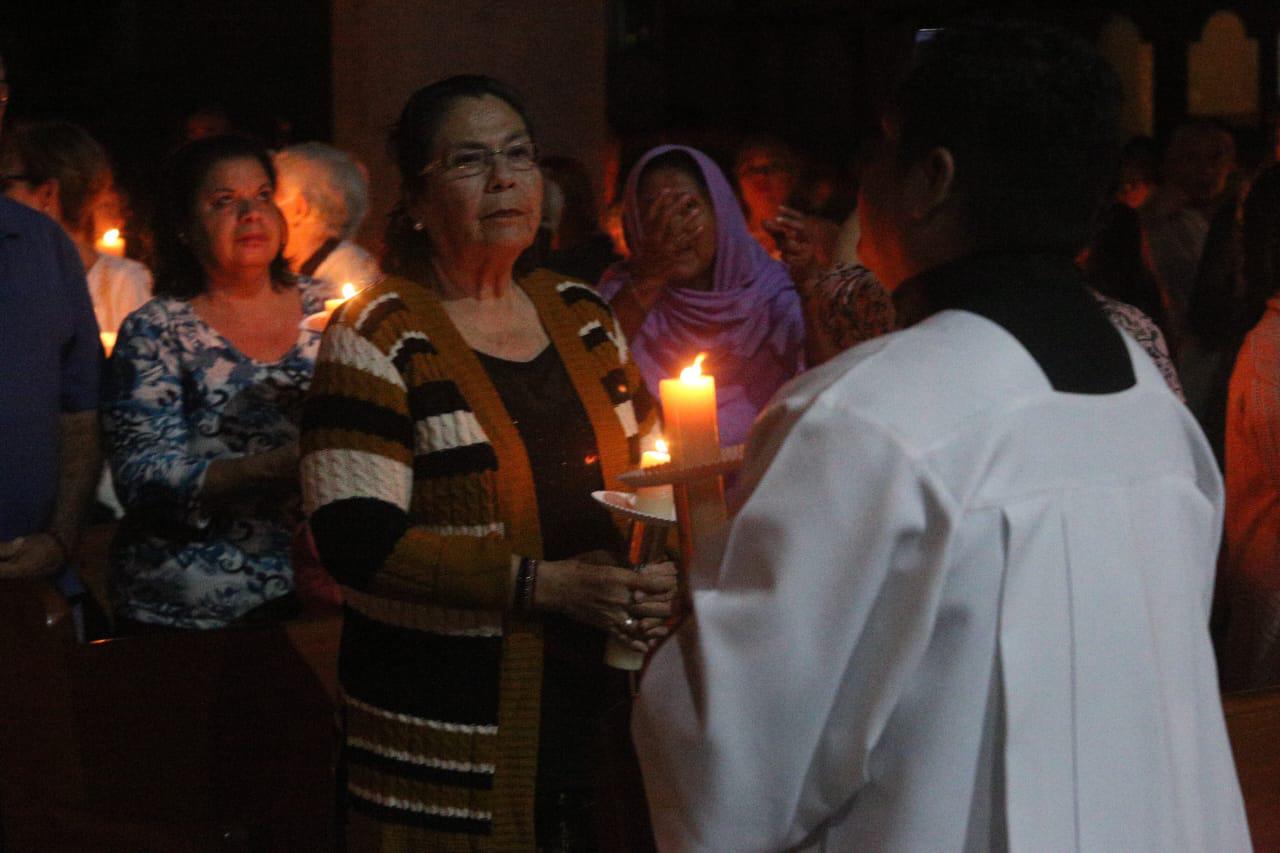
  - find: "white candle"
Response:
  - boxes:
[658,353,720,466]
[634,439,674,518]
[660,353,727,593]
[95,228,125,258]
[324,282,358,313]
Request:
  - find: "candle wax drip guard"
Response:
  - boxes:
[592,448,743,673]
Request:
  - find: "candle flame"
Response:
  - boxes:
[101,228,122,246]
[680,353,708,382]
[341,282,357,300]
[654,439,668,454]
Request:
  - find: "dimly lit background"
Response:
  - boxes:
[5,0,1278,248]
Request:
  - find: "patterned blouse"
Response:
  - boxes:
[802,262,1185,400]
[103,277,333,628]
[1091,291,1185,401]
[804,262,895,353]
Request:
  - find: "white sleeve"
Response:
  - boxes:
[632,394,956,852]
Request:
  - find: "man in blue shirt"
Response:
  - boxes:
[0,50,103,581]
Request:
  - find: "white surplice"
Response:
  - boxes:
[632,309,1250,852]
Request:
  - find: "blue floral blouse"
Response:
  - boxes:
[103,278,333,628]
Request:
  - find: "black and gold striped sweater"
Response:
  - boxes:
[300,269,656,851]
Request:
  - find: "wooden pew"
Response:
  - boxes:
[1225,686,1280,851]
[0,579,341,852]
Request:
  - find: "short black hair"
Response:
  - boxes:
[383,74,536,280]
[153,134,291,298]
[892,20,1121,254]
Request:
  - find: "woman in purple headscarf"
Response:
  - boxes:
[598,145,805,447]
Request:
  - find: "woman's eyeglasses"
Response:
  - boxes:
[420,141,539,180]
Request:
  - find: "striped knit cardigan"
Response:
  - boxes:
[300,268,657,851]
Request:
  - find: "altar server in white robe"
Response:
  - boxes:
[632,21,1251,852]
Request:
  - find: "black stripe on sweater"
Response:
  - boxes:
[346,745,494,791]
[348,790,492,835]
[557,282,610,312]
[310,498,408,590]
[581,324,610,351]
[632,380,655,426]
[339,608,502,726]
[600,367,631,406]
[391,336,438,373]
[413,444,499,478]
[407,380,472,419]
[302,395,414,447]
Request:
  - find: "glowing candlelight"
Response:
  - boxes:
[635,438,674,518]
[96,228,125,257]
[659,352,727,598]
[659,353,720,467]
[680,352,707,382]
[324,282,358,313]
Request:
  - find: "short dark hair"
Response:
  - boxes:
[0,120,111,236]
[383,74,536,280]
[892,20,1122,253]
[153,134,291,298]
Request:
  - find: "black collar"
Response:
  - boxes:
[894,252,1135,394]
[300,236,342,278]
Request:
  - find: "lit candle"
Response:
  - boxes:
[660,353,727,590]
[658,353,720,466]
[99,331,117,357]
[95,228,125,258]
[635,439,674,518]
[324,282,358,313]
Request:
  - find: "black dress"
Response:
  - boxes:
[476,345,628,851]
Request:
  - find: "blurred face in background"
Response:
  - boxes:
[1166,126,1234,207]
[736,145,797,221]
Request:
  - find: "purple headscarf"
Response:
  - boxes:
[598,145,805,447]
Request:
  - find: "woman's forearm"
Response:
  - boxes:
[611,274,665,339]
[202,444,300,508]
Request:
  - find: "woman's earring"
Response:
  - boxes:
[412,220,425,232]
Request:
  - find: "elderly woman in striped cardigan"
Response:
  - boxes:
[300,75,677,851]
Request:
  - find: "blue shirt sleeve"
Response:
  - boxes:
[53,224,102,412]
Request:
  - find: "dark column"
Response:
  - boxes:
[1152,26,1190,140]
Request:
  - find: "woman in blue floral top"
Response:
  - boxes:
[103,135,338,630]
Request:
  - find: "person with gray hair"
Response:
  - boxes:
[273,142,380,291]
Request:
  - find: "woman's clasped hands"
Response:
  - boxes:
[537,552,680,653]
